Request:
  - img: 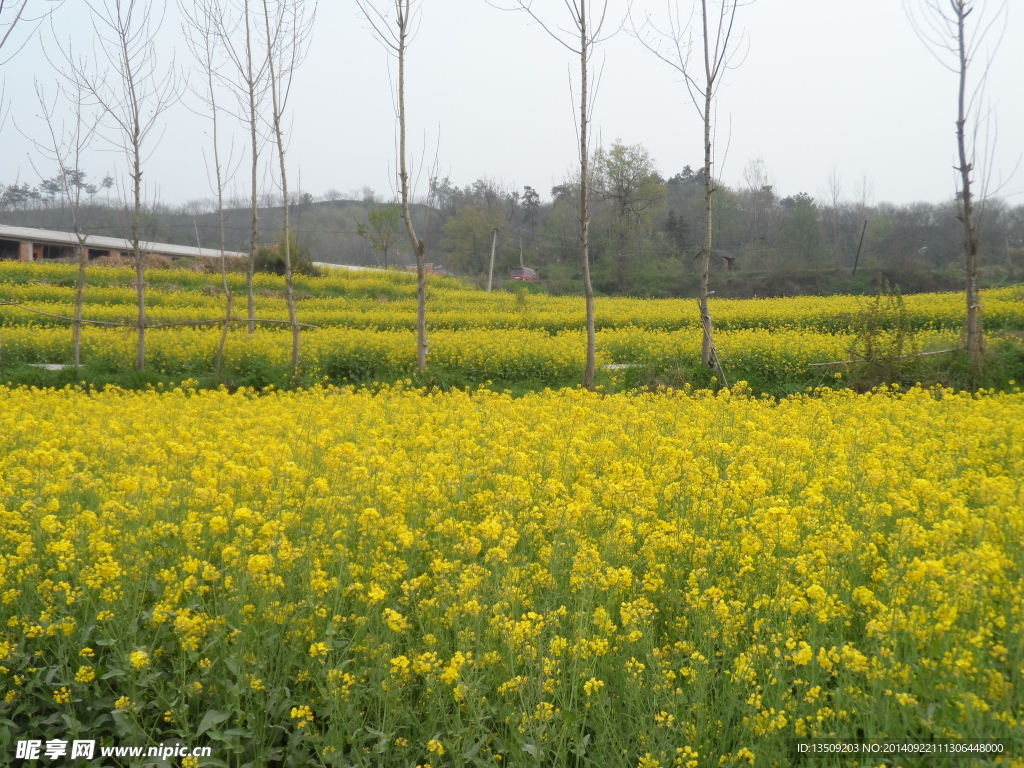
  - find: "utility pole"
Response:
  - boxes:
[487,227,498,292]
[852,219,867,275]
[519,229,524,268]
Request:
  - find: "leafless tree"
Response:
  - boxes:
[634,0,749,377]
[905,0,1008,362]
[208,0,272,334]
[181,0,242,375]
[823,165,844,263]
[356,0,430,372]
[491,0,617,390]
[24,78,101,366]
[260,0,316,372]
[63,0,179,372]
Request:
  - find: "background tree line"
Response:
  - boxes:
[4,141,1022,297]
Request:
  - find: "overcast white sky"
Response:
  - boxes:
[1,0,1022,208]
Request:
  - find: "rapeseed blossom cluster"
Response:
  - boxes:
[0,383,1021,765]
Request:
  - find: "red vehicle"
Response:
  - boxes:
[510,267,540,281]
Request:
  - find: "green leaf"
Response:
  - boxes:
[197,709,230,737]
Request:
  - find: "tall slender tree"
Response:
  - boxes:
[260,0,316,372]
[211,0,272,334]
[494,0,615,391]
[356,0,429,372]
[905,0,1007,362]
[634,0,748,376]
[181,0,241,374]
[26,77,101,366]
[67,0,178,371]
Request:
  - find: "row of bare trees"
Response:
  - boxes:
[2,0,315,373]
[354,0,1002,386]
[2,0,1007,383]
[346,0,743,389]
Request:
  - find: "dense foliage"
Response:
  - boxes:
[5,144,1023,298]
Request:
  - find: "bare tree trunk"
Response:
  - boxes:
[69,1,178,373]
[905,0,1006,363]
[579,1,596,391]
[206,11,235,375]
[394,2,427,372]
[633,0,743,378]
[245,0,258,334]
[262,0,300,372]
[955,4,983,360]
[73,243,85,366]
[132,150,145,371]
[499,0,611,389]
[700,36,713,369]
[31,78,98,369]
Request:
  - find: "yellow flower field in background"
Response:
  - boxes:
[2,263,1023,334]
[1,384,1022,766]
[2,263,1022,394]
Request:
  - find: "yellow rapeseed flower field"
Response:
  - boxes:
[2,263,1021,393]
[1,384,1022,766]
[3,263,1023,335]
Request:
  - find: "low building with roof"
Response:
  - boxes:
[0,224,246,262]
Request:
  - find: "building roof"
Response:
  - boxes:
[311,262,382,271]
[0,224,246,260]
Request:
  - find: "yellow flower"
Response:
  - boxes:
[53,687,72,704]
[383,608,410,634]
[114,696,133,710]
[789,641,813,666]
[736,747,756,764]
[290,705,314,728]
[246,554,275,577]
[130,650,151,669]
[805,584,827,602]
[675,746,699,768]
[309,642,329,659]
[75,665,96,683]
[426,740,445,756]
